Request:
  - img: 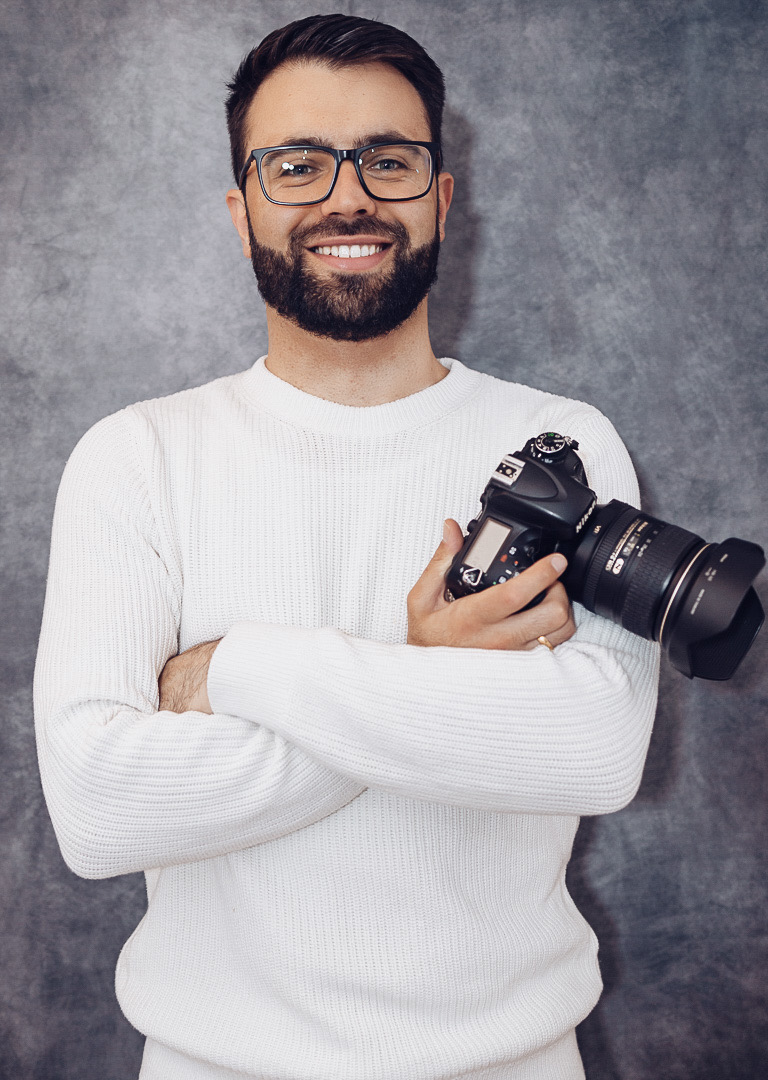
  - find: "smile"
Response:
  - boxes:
[310,244,387,258]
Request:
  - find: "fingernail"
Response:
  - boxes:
[550,553,567,572]
[443,520,450,544]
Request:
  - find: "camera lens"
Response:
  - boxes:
[566,501,765,679]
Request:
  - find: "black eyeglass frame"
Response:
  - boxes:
[237,141,442,205]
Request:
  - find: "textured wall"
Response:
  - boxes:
[2,1,767,1077]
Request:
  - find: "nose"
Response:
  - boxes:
[320,159,377,217]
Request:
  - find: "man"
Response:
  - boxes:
[35,14,659,1080]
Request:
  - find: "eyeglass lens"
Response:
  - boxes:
[259,145,432,202]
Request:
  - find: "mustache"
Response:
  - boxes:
[290,219,409,248]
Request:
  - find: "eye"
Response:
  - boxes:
[359,145,428,182]
[279,160,316,177]
[367,156,406,172]
[260,149,335,189]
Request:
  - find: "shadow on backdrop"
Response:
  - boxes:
[429,106,480,359]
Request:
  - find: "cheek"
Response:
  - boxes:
[413,214,440,249]
[249,204,308,247]
[407,199,441,241]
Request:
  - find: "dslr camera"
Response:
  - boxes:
[444,432,764,679]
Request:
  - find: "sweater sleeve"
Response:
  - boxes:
[34,413,365,880]
[208,413,660,817]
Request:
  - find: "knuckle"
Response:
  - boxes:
[544,584,568,613]
[407,584,424,609]
[555,596,571,622]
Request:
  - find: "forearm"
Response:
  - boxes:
[208,608,660,816]
[35,413,365,879]
[36,611,365,879]
[35,687,364,879]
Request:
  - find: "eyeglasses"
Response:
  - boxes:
[238,141,441,205]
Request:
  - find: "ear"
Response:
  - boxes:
[225,188,252,258]
[436,171,454,242]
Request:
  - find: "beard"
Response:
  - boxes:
[246,216,440,342]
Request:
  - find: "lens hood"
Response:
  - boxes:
[661,538,765,680]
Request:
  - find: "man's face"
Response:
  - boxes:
[228,60,453,342]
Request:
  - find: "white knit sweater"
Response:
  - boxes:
[35,357,659,1080]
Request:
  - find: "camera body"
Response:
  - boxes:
[444,432,765,680]
[444,433,594,596]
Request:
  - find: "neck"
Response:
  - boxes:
[263,299,447,406]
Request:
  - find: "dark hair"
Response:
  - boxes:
[225,13,445,184]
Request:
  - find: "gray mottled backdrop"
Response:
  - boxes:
[2,1,766,1077]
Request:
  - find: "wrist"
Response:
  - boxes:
[158,639,219,714]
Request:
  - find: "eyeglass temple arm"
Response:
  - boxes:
[238,151,256,191]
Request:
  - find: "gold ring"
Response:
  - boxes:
[537,636,555,652]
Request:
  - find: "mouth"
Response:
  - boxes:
[305,237,394,271]
[310,242,387,258]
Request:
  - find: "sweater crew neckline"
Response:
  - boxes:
[237,355,481,435]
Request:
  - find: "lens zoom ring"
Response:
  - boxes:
[582,507,640,612]
[621,523,701,637]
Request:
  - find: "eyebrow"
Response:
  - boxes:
[269,131,423,149]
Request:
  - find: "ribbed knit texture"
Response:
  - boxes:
[34,357,659,1080]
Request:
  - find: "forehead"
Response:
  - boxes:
[244,60,431,148]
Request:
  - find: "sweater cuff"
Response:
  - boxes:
[208,620,307,725]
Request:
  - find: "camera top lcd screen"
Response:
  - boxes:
[467,518,511,573]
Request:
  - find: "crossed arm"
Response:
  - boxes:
[159,519,577,714]
[35,411,658,879]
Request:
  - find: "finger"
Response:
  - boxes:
[479,584,574,652]
[408,518,465,608]
[461,553,568,623]
[458,586,575,652]
[519,591,577,650]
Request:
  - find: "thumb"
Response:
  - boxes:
[441,517,465,556]
[432,518,465,571]
[410,519,465,608]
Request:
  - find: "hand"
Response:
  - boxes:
[407,519,576,651]
[158,639,220,713]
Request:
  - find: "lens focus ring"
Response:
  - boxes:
[620,522,702,637]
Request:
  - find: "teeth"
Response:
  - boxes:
[314,244,383,258]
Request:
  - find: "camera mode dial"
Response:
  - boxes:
[529,432,578,462]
